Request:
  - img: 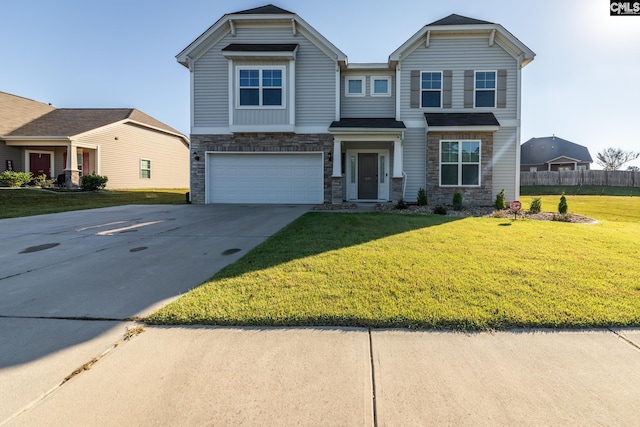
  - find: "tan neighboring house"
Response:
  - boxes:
[0,91,189,189]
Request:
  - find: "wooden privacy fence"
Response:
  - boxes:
[521,170,640,187]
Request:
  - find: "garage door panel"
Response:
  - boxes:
[207,153,323,204]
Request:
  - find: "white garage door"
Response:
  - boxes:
[207,152,324,204]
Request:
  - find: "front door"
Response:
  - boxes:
[358,153,378,199]
[29,153,51,178]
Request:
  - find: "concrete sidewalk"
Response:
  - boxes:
[4,326,640,426]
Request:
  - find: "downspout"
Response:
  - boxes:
[514,53,524,201]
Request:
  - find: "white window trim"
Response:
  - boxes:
[236,65,286,109]
[439,140,481,187]
[474,70,497,109]
[421,71,442,108]
[345,76,366,97]
[529,167,538,172]
[140,158,151,179]
[370,76,391,97]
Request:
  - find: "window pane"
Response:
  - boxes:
[348,79,362,94]
[240,88,259,105]
[380,156,385,183]
[240,69,259,87]
[475,72,495,89]
[462,165,479,185]
[475,90,495,107]
[262,88,282,106]
[441,165,458,185]
[262,69,282,87]
[462,142,480,162]
[374,79,388,94]
[441,142,458,163]
[422,72,441,89]
[422,91,441,108]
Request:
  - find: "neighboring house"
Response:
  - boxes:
[521,136,593,172]
[0,91,189,189]
[177,4,535,205]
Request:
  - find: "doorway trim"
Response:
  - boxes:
[25,150,55,178]
[345,148,390,201]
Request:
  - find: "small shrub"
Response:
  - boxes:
[529,197,542,214]
[80,173,108,191]
[491,210,508,218]
[33,174,54,188]
[558,192,568,214]
[452,191,463,211]
[433,205,447,215]
[552,213,571,222]
[417,188,428,206]
[395,199,408,210]
[494,189,506,210]
[0,171,32,187]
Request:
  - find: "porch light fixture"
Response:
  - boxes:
[193,151,200,161]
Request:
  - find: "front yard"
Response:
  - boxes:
[148,196,640,330]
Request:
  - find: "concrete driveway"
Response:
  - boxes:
[0,204,309,421]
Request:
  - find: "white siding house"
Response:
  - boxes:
[179,5,534,205]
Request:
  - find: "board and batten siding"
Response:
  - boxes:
[340,73,396,118]
[77,123,189,189]
[399,35,518,124]
[192,25,337,131]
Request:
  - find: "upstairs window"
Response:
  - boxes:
[475,71,496,107]
[440,140,481,186]
[371,76,391,96]
[345,76,365,97]
[238,67,284,107]
[421,72,442,108]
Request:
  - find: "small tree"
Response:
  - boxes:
[627,165,640,172]
[558,192,568,214]
[452,190,463,211]
[529,197,542,214]
[596,147,639,171]
[494,189,506,210]
[417,188,428,206]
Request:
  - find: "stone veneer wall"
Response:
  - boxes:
[426,131,494,207]
[189,133,335,204]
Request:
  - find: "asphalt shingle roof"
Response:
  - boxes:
[232,4,293,15]
[428,14,494,26]
[424,113,500,127]
[329,118,406,129]
[7,108,181,138]
[521,136,593,164]
[0,91,55,135]
[222,44,298,52]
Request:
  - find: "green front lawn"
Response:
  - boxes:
[0,188,188,219]
[148,196,640,330]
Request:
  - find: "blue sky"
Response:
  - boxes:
[2,0,639,168]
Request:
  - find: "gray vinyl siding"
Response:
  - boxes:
[192,25,337,130]
[399,35,518,124]
[193,48,228,128]
[77,123,189,189]
[0,144,23,172]
[401,127,427,202]
[491,127,518,202]
[340,73,396,118]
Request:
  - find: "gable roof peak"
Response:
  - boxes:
[232,4,294,15]
[428,14,494,26]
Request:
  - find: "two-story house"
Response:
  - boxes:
[178,4,534,205]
